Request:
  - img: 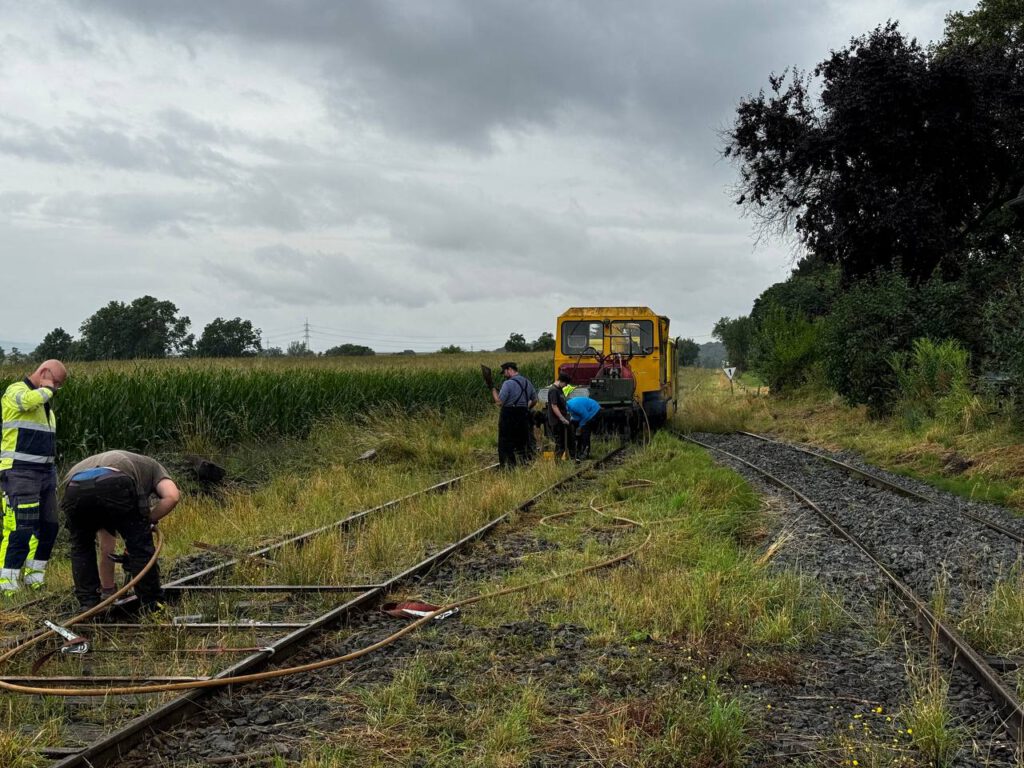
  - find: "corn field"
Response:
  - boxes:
[0,354,552,463]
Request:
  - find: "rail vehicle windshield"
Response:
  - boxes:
[561,321,603,355]
[561,319,656,356]
[610,320,654,355]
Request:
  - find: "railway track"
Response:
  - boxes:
[1,449,625,767]
[675,429,1024,755]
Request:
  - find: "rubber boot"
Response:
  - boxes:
[22,559,47,590]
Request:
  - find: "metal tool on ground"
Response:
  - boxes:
[42,621,90,655]
[31,622,91,673]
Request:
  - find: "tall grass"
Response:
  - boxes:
[0,355,551,463]
[890,338,984,433]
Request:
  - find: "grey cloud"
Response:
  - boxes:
[79,0,825,153]
[0,114,244,180]
[40,191,213,233]
[0,191,41,215]
[203,244,438,309]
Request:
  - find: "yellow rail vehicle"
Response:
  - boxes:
[554,306,678,433]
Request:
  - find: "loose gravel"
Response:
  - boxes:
[695,431,1020,767]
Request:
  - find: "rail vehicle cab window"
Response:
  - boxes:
[561,321,603,355]
[610,320,654,355]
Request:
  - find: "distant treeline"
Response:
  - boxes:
[2,296,557,363]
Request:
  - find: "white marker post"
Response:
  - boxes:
[724,366,736,394]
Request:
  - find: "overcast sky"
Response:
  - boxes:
[0,0,973,353]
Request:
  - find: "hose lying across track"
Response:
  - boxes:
[1,471,655,698]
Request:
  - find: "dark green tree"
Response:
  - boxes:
[194,317,262,358]
[530,332,556,351]
[438,345,464,354]
[821,271,975,413]
[504,332,530,353]
[750,263,839,326]
[726,21,1024,284]
[712,316,754,370]
[751,307,820,394]
[79,296,193,359]
[943,0,1023,52]
[678,338,701,367]
[323,343,376,356]
[33,328,76,361]
[286,341,315,357]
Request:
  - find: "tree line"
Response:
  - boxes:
[0,296,380,363]
[716,0,1024,423]
[0,297,566,363]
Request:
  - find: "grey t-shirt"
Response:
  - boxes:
[64,450,171,495]
[498,374,536,408]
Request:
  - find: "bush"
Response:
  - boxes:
[821,272,976,415]
[750,306,820,394]
[890,338,984,432]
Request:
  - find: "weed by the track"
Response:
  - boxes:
[957,564,1024,657]
[901,657,965,768]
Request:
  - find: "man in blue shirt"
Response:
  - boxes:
[490,362,537,468]
[565,395,600,460]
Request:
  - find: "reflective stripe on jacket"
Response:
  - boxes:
[0,380,56,471]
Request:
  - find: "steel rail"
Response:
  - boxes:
[677,431,1024,747]
[44,448,623,767]
[737,431,1024,545]
[1,464,496,651]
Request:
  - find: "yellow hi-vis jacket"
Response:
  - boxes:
[0,379,56,471]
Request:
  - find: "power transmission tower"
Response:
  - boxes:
[304,318,311,351]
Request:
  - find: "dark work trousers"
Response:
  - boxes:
[1,467,59,568]
[498,407,532,468]
[572,422,592,460]
[62,471,162,609]
[551,421,571,459]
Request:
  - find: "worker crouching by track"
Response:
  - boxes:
[61,450,180,611]
[566,394,601,461]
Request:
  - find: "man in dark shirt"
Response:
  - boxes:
[546,373,573,459]
[61,450,180,610]
[490,362,537,468]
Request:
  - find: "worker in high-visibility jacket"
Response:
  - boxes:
[0,359,67,596]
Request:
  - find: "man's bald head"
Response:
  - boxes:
[31,360,67,391]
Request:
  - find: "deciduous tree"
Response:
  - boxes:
[323,343,376,356]
[194,317,262,358]
[530,332,555,351]
[79,296,193,359]
[33,328,76,361]
[678,338,700,367]
[726,21,1024,283]
[504,332,530,353]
